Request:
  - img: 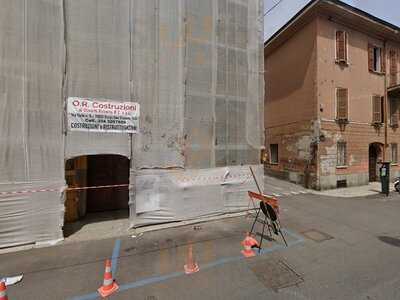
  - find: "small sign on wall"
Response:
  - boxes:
[67,97,140,134]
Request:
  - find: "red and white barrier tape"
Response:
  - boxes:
[0,184,130,197]
[67,184,129,191]
[174,173,253,183]
[0,188,62,196]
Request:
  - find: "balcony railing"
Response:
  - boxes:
[389,71,400,89]
[389,75,399,88]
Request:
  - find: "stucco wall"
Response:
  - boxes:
[265,120,318,188]
[316,16,386,123]
[265,14,400,190]
[265,19,318,128]
[264,19,319,188]
[316,16,400,189]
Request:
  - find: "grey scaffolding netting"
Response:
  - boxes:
[0,0,264,248]
[0,0,65,248]
[131,0,265,226]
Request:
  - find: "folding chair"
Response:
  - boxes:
[247,191,288,251]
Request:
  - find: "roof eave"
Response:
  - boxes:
[264,0,400,54]
[264,0,320,48]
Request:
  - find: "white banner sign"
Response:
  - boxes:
[67,97,139,133]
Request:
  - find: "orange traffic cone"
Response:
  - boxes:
[98,259,119,298]
[0,280,8,300]
[241,233,259,258]
[184,244,200,274]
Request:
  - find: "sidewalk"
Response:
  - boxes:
[312,182,395,198]
[2,192,400,299]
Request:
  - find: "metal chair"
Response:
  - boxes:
[248,192,288,251]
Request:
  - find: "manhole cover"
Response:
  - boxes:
[302,229,333,242]
[249,259,303,291]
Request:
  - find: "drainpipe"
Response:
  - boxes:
[384,40,388,162]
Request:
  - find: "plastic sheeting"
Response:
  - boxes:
[0,181,65,248]
[0,0,264,248]
[184,0,264,168]
[0,0,65,248]
[132,0,186,168]
[131,165,264,227]
[64,0,132,159]
[132,0,265,226]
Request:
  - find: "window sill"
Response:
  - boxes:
[391,163,398,166]
[369,70,385,76]
[269,162,279,166]
[336,166,348,169]
[335,60,349,66]
[335,118,349,121]
[335,118,349,124]
[371,122,383,128]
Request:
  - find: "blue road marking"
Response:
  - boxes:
[111,239,121,278]
[119,271,185,292]
[69,229,304,300]
[283,228,305,243]
[70,239,122,300]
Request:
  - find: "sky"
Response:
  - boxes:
[264,0,400,41]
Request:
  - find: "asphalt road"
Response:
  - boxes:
[263,175,309,197]
[2,187,400,299]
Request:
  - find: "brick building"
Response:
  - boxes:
[264,0,400,190]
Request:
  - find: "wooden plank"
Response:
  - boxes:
[248,191,280,213]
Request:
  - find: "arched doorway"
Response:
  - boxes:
[369,143,383,182]
[64,154,130,236]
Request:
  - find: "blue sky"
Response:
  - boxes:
[264,0,400,41]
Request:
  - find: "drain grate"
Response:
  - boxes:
[302,229,334,243]
[249,259,304,291]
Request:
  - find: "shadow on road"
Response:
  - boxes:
[378,236,400,248]
[63,209,129,238]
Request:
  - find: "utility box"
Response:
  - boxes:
[380,162,390,196]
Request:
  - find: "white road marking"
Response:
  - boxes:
[272,186,284,191]
[273,193,282,197]
[291,191,300,195]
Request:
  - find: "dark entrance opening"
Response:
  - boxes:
[64,154,130,236]
[369,143,382,182]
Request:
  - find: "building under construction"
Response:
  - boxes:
[0,0,264,248]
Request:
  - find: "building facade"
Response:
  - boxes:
[0,0,264,249]
[264,0,400,190]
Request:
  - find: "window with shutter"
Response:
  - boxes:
[374,48,381,72]
[336,88,348,120]
[381,48,386,73]
[368,44,385,73]
[391,143,398,164]
[372,95,383,124]
[390,50,398,86]
[337,141,347,167]
[336,31,347,62]
[270,144,279,164]
[368,44,374,71]
[390,99,399,127]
